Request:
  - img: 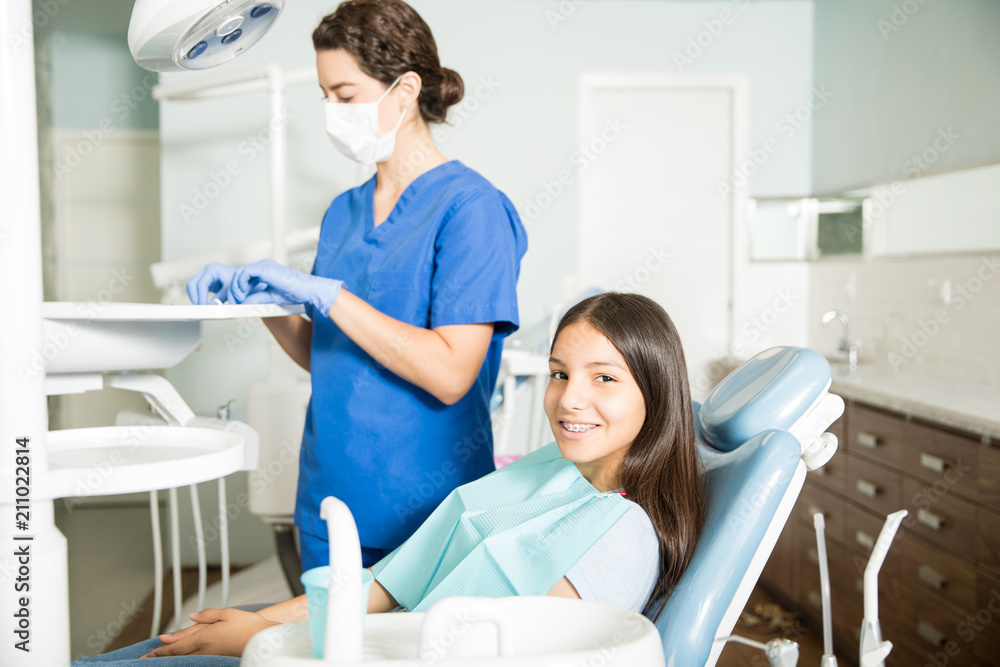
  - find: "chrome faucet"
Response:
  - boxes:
[821,310,858,374]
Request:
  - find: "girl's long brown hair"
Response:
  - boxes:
[553,293,705,620]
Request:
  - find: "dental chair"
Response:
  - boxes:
[651,345,844,666]
[246,345,844,666]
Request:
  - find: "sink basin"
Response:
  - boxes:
[37,425,246,501]
[41,302,303,373]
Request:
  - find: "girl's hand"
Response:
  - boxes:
[139,608,278,658]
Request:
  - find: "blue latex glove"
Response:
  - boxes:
[187,262,239,305]
[229,259,344,316]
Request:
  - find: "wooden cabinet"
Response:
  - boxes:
[759,399,999,665]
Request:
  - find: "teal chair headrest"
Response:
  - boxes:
[698,346,831,452]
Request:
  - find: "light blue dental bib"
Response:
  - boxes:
[371,442,633,612]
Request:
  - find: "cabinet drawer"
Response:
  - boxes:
[892,580,979,666]
[800,526,855,607]
[891,532,976,618]
[980,444,1000,512]
[887,632,945,667]
[977,507,1000,577]
[901,477,976,559]
[800,550,866,663]
[845,502,905,571]
[885,630,998,667]
[976,570,1000,645]
[798,481,846,545]
[903,421,979,499]
[973,632,1000,667]
[846,454,902,517]
[761,518,798,602]
[809,443,848,494]
[827,411,846,444]
[831,586,863,661]
[847,403,905,467]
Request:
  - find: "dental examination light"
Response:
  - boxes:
[129,0,286,72]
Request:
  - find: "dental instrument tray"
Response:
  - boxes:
[41,301,304,373]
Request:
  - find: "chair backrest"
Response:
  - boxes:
[649,346,844,666]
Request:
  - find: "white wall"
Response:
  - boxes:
[160,0,816,413]
[812,0,1000,194]
[807,0,1000,382]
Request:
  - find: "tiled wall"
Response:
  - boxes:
[809,254,1000,384]
[51,128,161,429]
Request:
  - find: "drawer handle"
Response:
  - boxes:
[917,509,944,531]
[856,479,879,498]
[856,530,875,551]
[918,565,947,590]
[920,452,947,473]
[806,590,822,610]
[855,577,864,594]
[807,548,819,565]
[813,467,828,477]
[917,621,946,647]
[807,503,826,518]
[857,431,880,448]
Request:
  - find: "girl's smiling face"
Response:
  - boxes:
[544,321,647,491]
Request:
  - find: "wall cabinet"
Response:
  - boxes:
[761,399,1000,666]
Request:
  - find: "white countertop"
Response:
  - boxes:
[829,363,1000,442]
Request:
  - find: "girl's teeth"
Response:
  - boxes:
[564,423,596,433]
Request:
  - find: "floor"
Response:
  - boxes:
[63,503,834,664]
[59,502,292,660]
[716,587,830,666]
[56,500,159,661]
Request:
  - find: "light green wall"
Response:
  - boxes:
[812,0,1000,194]
[49,30,159,129]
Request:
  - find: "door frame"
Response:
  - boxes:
[575,71,750,356]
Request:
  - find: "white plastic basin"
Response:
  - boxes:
[36,425,246,501]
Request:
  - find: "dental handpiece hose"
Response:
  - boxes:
[813,513,837,667]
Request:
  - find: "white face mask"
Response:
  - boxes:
[324,76,407,164]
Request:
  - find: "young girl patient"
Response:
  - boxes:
[76,292,705,664]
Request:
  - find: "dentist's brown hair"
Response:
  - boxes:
[552,292,705,620]
[312,0,464,124]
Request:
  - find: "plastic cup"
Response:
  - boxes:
[300,566,374,659]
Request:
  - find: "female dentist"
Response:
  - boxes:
[188,0,528,570]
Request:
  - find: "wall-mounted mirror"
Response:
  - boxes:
[750,161,1000,262]
[749,196,864,261]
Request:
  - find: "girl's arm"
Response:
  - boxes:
[326,290,495,406]
[262,314,313,371]
[547,577,582,600]
[367,577,401,612]
[145,572,400,658]
[256,575,399,620]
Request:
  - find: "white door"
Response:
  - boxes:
[577,73,748,401]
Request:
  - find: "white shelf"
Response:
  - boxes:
[34,426,245,501]
[41,302,305,373]
[42,302,304,321]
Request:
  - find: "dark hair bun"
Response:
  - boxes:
[434,67,464,120]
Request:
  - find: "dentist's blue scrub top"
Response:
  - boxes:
[297,160,528,556]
